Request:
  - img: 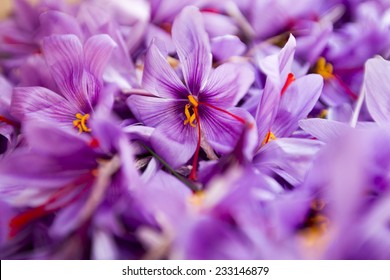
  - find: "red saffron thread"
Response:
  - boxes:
[281,73,296,96]
[189,107,202,181]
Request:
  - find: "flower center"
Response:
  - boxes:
[262,131,277,145]
[315,57,334,79]
[184,95,199,127]
[73,113,91,133]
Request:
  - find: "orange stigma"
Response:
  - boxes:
[73,113,91,133]
[185,95,253,181]
[281,73,296,96]
[262,131,277,145]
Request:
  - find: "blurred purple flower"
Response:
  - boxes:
[11,34,116,133]
[0,116,150,259]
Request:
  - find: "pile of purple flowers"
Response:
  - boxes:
[1,0,390,260]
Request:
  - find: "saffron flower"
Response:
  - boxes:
[11,34,116,133]
[128,6,254,180]
[0,117,149,259]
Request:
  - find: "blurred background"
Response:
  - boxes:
[0,0,12,19]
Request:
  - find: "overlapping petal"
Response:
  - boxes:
[142,43,188,99]
[172,6,212,94]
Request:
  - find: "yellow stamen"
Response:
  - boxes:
[315,57,334,80]
[167,56,179,68]
[188,95,198,107]
[183,95,198,128]
[319,109,328,119]
[262,131,277,145]
[189,191,205,207]
[73,113,91,133]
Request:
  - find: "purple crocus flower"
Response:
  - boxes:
[301,127,390,259]
[128,6,254,180]
[11,34,116,133]
[0,116,150,259]
[242,35,324,186]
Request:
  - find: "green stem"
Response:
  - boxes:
[140,143,199,192]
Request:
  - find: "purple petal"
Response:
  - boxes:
[142,43,188,99]
[200,107,251,154]
[84,34,117,81]
[273,74,323,137]
[127,95,197,167]
[38,11,83,39]
[13,0,39,31]
[42,35,93,112]
[128,95,185,128]
[201,62,254,108]
[0,76,12,112]
[258,34,296,85]
[255,84,281,145]
[172,6,212,94]
[202,12,239,38]
[11,87,76,124]
[299,118,351,143]
[255,36,296,144]
[211,35,246,62]
[23,120,97,163]
[254,138,323,185]
[150,126,197,168]
[135,170,191,229]
[364,57,390,125]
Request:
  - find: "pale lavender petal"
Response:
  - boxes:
[201,62,254,108]
[11,87,76,124]
[84,34,117,81]
[142,43,188,99]
[211,35,246,62]
[299,118,351,143]
[254,36,296,144]
[127,94,198,166]
[38,11,83,39]
[258,34,296,85]
[0,76,12,109]
[172,6,212,94]
[364,56,390,125]
[201,107,251,154]
[254,138,323,185]
[328,104,354,122]
[42,35,92,112]
[150,125,197,168]
[135,170,191,229]
[255,83,281,145]
[23,120,97,163]
[202,12,239,38]
[273,74,323,137]
[127,95,185,128]
[13,0,39,31]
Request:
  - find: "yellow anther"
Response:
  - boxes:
[315,57,334,80]
[189,191,205,207]
[319,109,328,119]
[188,95,198,107]
[262,131,277,145]
[167,56,179,68]
[183,95,198,128]
[73,113,91,133]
